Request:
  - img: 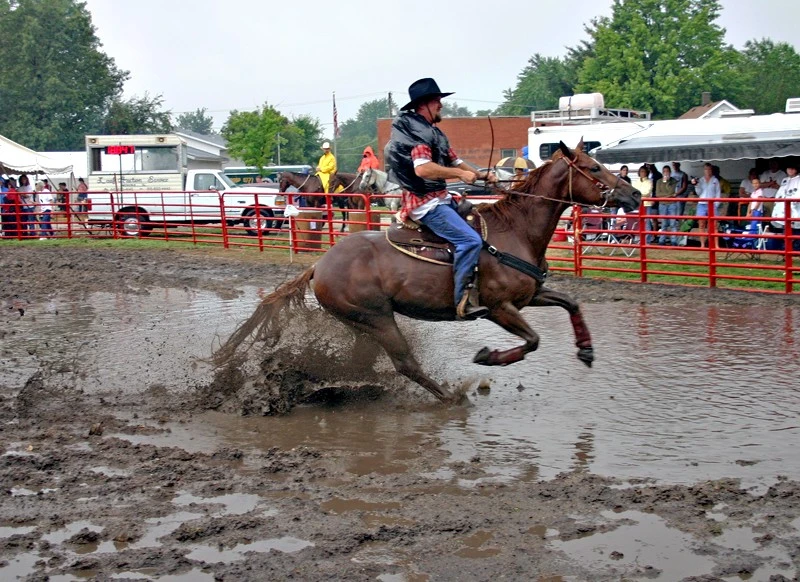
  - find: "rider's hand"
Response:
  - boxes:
[460,169,477,184]
[484,170,498,184]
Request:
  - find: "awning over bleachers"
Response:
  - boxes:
[593,129,800,164]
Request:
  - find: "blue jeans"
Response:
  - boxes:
[645,205,659,244]
[658,202,680,244]
[418,200,482,305]
[39,210,54,238]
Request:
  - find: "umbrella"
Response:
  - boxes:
[495,156,536,170]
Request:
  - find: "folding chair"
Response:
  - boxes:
[578,209,610,255]
[608,211,639,257]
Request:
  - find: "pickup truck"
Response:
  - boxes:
[86,169,285,237]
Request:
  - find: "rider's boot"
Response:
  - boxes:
[457,282,488,321]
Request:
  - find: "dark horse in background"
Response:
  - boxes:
[216,141,640,403]
[278,171,365,231]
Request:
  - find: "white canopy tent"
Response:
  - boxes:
[0,133,73,176]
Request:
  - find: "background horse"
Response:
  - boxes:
[327,171,365,231]
[277,172,327,208]
[359,168,402,216]
[215,141,640,403]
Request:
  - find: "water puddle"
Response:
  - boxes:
[553,510,716,578]
[186,536,314,563]
[552,510,793,580]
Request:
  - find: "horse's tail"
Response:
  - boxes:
[211,267,315,368]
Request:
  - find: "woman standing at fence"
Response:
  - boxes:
[693,163,721,248]
[631,166,653,243]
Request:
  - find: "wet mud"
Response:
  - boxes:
[1,246,800,581]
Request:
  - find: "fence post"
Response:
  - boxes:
[708,200,717,288]
[219,193,229,249]
[573,206,583,277]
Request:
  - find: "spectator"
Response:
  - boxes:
[655,165,679,245]
[770,160,800,251]
[671,162,689,217]
[57,182,69,213]
[316,141,337,193]
[37,181,56,239]
[357,146,381,173]
[693,163,721,248]
[76,177,89,221]
[759,158,786,199]
[618,165,631,184]
[508,157,528,189]
[1,177,22,239]
[745,177,765,219]
[18,174,37,236]
[738,168,759,219]
[632,166,656,244]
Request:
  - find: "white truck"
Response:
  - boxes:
[84,134,285,237]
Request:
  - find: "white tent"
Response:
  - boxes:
[0,133,73,175]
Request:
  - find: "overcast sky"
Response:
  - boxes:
[82,0,799,136]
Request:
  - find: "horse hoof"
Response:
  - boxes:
[577,347,594,367]
[473,347,491,365]
[451,392,474,408]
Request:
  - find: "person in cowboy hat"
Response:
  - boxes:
[316,141,337,193]
[385,77,497,320]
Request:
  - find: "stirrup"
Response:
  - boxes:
[456,286,488,321]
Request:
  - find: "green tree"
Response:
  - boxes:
[497,54,580,115]
[441,101,472,117]
[733,39,800,114]
[335,98,392,172]
[221,104,293,170]
[101,93,173,134]
[175,108,215,134]
[575,0,739,119]
[281,115,324,165]
[0,0,128,150]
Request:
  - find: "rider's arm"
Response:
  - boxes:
[412,144,475,182]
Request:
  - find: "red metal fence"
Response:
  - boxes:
[1,191,798,294]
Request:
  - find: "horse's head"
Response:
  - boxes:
[359,168,376,193]
[278,172,291,193]
[555,139,641,212]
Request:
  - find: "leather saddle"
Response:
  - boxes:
[386,205,486,266]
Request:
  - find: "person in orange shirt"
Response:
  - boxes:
[358,146,380,173]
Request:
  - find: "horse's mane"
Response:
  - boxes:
[478,153,562,229]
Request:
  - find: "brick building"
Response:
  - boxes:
[376,116,531,169]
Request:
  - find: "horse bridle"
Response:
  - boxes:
[497,154,621,210]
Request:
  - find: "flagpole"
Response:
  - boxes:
[332,91,338,159]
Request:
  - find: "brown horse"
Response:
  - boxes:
[277,172,327,208]
[329,172,368,210]
[214,141,640,403]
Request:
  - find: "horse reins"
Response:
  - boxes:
[490,155,620,210]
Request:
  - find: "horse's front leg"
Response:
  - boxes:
[473,302,539,367]
[529,286,593,367]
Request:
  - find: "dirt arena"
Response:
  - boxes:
[1,245,799,581]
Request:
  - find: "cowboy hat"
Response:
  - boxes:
[400,78,454,111]
[321,141,331,149]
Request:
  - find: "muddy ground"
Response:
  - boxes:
[1,245,799,581]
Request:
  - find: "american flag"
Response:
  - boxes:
[333,92,341,138]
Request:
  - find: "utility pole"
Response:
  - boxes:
[388,92,394,117]
[276,133,281,165]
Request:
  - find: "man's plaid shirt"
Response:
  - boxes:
[398,144,461,222]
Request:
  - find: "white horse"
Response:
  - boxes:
[359,168,402,214]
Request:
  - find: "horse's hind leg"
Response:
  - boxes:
[529,286,593,367]
[337,314,453,403]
